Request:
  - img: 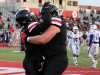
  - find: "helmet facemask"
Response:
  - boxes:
[15,8,35,27]
[74,29,78,34]
[73,26,78,34]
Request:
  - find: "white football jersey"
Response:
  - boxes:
[70,32,80,45]
[89,30,100,43]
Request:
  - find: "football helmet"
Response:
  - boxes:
[15,8,35,27]
[90,24,97,30]
[39,3,58,15]
[73,26,78,33]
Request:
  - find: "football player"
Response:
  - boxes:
[88,24,100,68]
[70,26,82,66]
[15,2,51,75]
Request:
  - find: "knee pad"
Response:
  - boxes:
[88,54,92,57]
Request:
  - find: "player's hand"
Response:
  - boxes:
[81,44,83,50]
[43,2,50,8]
[21,32,27,43]
[67,47,70,51]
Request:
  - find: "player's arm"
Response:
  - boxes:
[27,17,62,45]
[29,25,60,45]
[88,34,93,46]
[87,34,93,51]
[31,8,51,33]
[79,37,82,44]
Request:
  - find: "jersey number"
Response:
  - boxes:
[73,38,78,42]
[96,33,99,40]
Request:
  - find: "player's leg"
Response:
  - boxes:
[23,59,41,75]
[76,45,80,65]
[42,55,68,75]
[94,44,99,64]
[92,44,99,68]
[72,45,77,65]
[88,44,95,67]
[67,38,71,51]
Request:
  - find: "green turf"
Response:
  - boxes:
[0,47,25,62]
[0,45,100,68]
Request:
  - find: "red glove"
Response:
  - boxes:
[21,32,27,43]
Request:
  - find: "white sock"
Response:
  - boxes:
[95,60,97,64]
[81,44,83,46]
[73,57,76,63]
[88,54,95,63]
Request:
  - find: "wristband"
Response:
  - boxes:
[27,37,30,42]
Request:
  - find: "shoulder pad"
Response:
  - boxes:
[51,17,62,26]
[90,30,94,34]
[28,22,39,33]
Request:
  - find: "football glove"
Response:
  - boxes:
[21,32,27,43]
[43,2,50,8]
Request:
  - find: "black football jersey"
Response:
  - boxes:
[43,17,67,58]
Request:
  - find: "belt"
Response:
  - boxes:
[92,42,99,44]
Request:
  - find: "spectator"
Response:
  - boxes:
[82,32,87,45]
[6,32,9,43]
[66,21,70,29]
[0,35,2,42]
[92,17,96,21]
[8,32,13,46]
[83,16,87,20]
[7,17,10,22]
[1,31,6,43]
[0,23,2,29]
[9,17,12,22]
[96,15,100,21]
[70,16,74,21]
[8,23,11,29]
[84,9,86,16]
[12,10,16,14]
[90,13,93,18]
[0,11,2,16]
[92,9,94,13]
[0,16,2,21]
[86,16,89,20]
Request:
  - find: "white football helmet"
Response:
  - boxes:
[73,26,78,33]
[90,25,97,30]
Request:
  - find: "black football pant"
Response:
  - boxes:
[42,54,68,75]
[23,59,42,75]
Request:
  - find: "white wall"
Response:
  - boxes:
[79,0,100,7]
[15,2,21,11]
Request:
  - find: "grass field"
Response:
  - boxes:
[0,45,100,68]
